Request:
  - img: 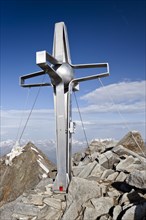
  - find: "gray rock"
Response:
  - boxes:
[44,206,62,220]
[112,145,146,164]
[119,193,129,205]
[83,197,114,220]
[83,199,94,209]
[78,161,97,178]
[47,210,63,220]
[53,193,66,201]
[115,172,127,182]
[99,215,110,220]
[13,202,48,217]
[91,196,114,208]
[0,197,22,220]
[61,201,66,210]
[106,172,119,181]
[89,151,99,162]
[116,155,135,172]
[107,189,121,198]
[89,141,105,154]
[78,156,91,166]
[43,197,62,210]
[44,185,53,196]
[126,170,146,189]
[113,205,122,220]
[73,152,85,165]
[121,205,136,220]
[63,177,101,219]
[116,131,145,154]
[98,151,119,169]
[101,169,114,180]
[29,194,44,206]
[125,163,144,172]
[76,215,84,220]
[116,156,145,173]
[83,207,97,220]
[62,201,80,220]
[72,166,85,176]
[90,163,106,178]
[52,210,63,220]
[35,178,53,191]
[12,213,34,220]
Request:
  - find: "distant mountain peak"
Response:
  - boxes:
[0,142,56,207]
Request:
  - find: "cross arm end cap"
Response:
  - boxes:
[36,51,47,64]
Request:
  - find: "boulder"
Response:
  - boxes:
[122,203,146,220]
[116,131,145,154]
[106,172,119,181]
[112,145,146,165]
[62,177,101,220]
[72,152,85,165]
[116,155,135,172]
[83,197,114,220]
[90,163,106,178]
[113,205,122,220]
[89,140,105,154]
[78,161,97,178]
[43,206,63,220]
[98,151,119,169]
[72,166,85,176]
[101,169,114,180]
[43,198,62,210]
[116,155,145,173]
[115,172,127,182]
[126,170,146,189]
[13,202,48,217]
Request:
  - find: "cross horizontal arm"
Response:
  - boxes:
[71,63,109,70]
[20,70,46,80]
[71,72,109,84]
[20,70,47,87]
[21,83,51,88]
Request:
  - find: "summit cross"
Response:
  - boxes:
[20,22,110,192]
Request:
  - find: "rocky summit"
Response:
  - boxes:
[0,131,146,220]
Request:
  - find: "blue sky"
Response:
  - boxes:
[0,0,146,149]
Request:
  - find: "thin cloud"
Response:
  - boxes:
[80,80,145,113]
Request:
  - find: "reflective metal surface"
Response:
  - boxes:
[20,22,110,192]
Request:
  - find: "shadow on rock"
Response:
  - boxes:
[111,181,133,193]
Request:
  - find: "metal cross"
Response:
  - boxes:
[20,22,109,192]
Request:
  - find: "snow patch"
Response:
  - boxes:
[38,154,43,159]
[131,130,139,134]
[42,173,48,178]
[5,141,24,166]
[94,138,114,142]
[31,147,39,153]
[37,159,49,173]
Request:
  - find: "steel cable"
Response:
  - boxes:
[73,91,89,148]
[98,78,146,158]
